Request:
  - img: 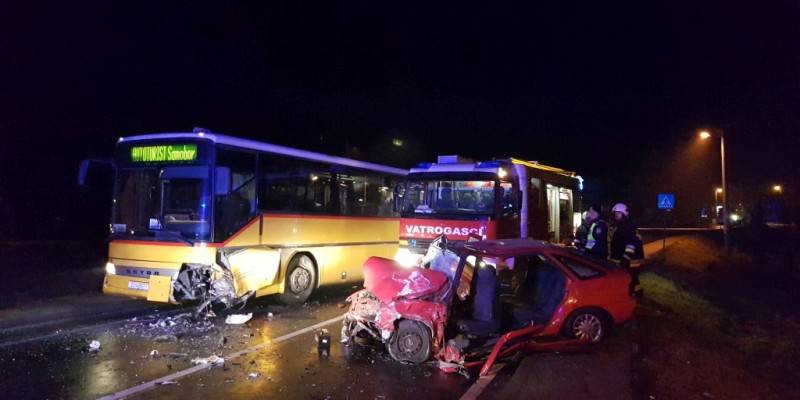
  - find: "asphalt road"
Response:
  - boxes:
[0,236,649,400]
[0,288,473,400]
[0,286,638,400]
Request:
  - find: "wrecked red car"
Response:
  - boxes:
[341,236,636,375]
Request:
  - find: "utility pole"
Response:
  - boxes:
[720,131,729,250]
[699,129,730,250]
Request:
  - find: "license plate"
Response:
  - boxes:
[128,281,149,291]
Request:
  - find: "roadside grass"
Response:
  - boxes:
[636,235,800,399]
[651,235,751,273]
[638,273,723,332]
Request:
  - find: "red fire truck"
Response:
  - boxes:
[394,156,582,266]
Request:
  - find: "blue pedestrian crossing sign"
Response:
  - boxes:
[658,193,675,210]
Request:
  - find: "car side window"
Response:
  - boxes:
[555,256,603,279]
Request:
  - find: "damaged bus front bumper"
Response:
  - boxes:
[102,262,244,305]
[103,243,274,312]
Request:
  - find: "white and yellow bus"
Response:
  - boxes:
[102,129,406,306]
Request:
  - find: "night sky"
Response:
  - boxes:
[2,1,799,238]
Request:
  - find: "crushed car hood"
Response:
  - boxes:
[362,256,449,302]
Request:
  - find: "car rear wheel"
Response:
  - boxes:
[564,309,607,343]
[387,320,432,364]
[279,254,316,305]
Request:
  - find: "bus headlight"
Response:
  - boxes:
[105,262,116,275]
[394,248,420,268]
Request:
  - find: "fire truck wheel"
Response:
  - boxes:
[564,308,608,343]
[279,254,316,305]
[387,320,431,364]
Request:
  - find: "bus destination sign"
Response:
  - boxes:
[130,144,198,163]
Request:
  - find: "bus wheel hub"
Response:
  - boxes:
[290,268,311,293]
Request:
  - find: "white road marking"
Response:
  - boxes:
[97,313,346,400]
[459,363,506,400]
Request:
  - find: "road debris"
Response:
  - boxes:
[149,349,159,357]
[316,329,331,357]
[148,313,192,329]
[156,380,178,385]
[225,313,253,325]
[248,372,259,379]
[88,340,101,352]
[154,334,178,342]
[191,355,225,366]
[303,300,321,309]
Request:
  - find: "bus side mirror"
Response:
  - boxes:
[78,160,91,186]
[78,158,115,186]
[516,190,523,211]
[215,167,231,195]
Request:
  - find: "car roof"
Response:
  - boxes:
[462,238,558,257]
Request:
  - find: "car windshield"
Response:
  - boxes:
[111,166,211,241]
[403,179,495,216]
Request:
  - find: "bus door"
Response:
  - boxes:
[528,177,548,240]
[545,184,574,244]
[496,179,520,238]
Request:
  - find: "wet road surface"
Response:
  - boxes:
[0,284,635,400]
[0,287,471,400]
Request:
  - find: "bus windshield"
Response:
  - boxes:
[111,166,211,241]
[402,179,495,216]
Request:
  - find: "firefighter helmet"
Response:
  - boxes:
[611,203,629,216]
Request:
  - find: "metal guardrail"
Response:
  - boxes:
[638,227,722,232]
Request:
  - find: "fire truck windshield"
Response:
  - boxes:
[402,179,495,216]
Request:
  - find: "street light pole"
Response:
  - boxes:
[700,128,730,249]
[720,130,729,250]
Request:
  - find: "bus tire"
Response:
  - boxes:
[279,253,316,305]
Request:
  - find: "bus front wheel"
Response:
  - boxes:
[279,254,316,305]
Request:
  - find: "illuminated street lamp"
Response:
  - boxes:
[712,187,724,225]
[699,129,729,249]
[772,184,783,194]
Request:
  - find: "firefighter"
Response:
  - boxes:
[578,204,608,260]
[610,203,643,296]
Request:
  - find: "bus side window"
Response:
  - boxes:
[257,154,333,214]
[306,172,332,213]
[364,174,393,217]
[335,173,356,215]
[381,178,399,217]
[333,169,399,217]
[500,181,518,216]
[215,147,256,241]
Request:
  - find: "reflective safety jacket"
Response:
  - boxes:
[573,222,590,249]
[584,220,609,260]
[610,218,640,261]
